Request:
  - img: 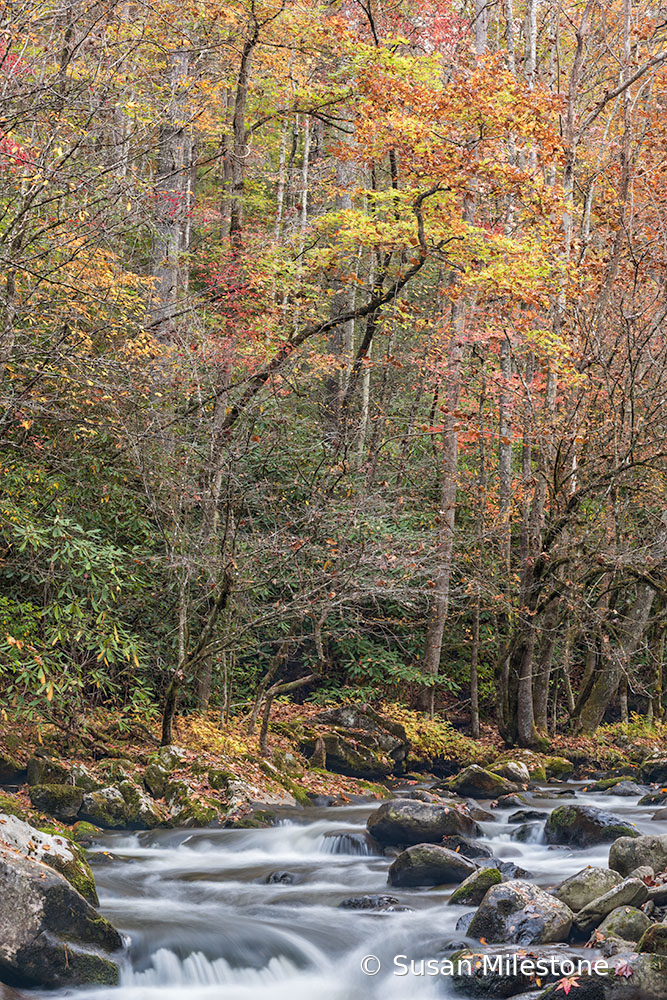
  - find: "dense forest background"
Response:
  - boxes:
[1,0,666,750]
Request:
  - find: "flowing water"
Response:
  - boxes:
[36,783,664,1000]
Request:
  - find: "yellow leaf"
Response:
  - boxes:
[46,682,54,702]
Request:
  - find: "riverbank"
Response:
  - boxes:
[2,704,666,838]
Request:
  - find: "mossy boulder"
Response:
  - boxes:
[0,812,98,904]
[545,757,575,780]
[367,799,479,846]
[144,761,170,798]
[573,877,649,935]
[0,843,121,988]
[492,760,531,784]
[448,865,502,905]
[165,778,221,827]
[597,906,651,943]
[639,923,667,955]
[445,765,518,799]
[118,780,165,829]
[26,756,70,787]
[388,844,477,887]
[70,821,102,846]
[29,783,83,823]
[641,759,667,785]
[546,805,639,847]
[70,763,102,791]
[207,766,233,792]
[79,787,129,829]
[0,751,26,785]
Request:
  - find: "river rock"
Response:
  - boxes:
[28,784,83,822]
[448,865,502,905]
[545,757,575,780]
[0,844,122,988]
[639,790,667,806]
[512,822,543,843]
[70,763,102,791]
[118,780,165,829]
[574,878,649,935]
[493,761,531,784]
[144,761,170,798]
[79,786,128,829]
[609,834,667,876]
[367,800,478,846]
[651,809,667,821]
[449,944,590,997]
[545,805,639,847]
[0,812,98,903]
[467,880,574,945]
[266,870,296,884]
[388,844,478,887]
[445,765,519,799]
[0,752,25,785]
[554,867,624,912]
[480,858,534,879]
[597,951,667,1000]
[641,759,667,785]
[339,894,401,910]
[301,704,409,779]
[442,835,494,859]
[597,906,651,943]
[509,809,548,823]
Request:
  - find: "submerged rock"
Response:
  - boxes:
[339,894,401,910]
[367,799,478,846]
[467,880,574,945]
[554,867,624,912]
[545,805,639,848]
[0,845,122,988]
[388,844,477,887]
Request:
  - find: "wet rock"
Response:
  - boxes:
[0,752,25,785]
[0,812,98,904]
[554,867,624,912]
[448,866,502,905]
[339,894,401,910]
[497,793,529,808]
[641,759,667,785]
[574,878,649,935]
[467,880,574,945]
[466,804,497,822]
[28,783,83,822]
[509,809,548,823]
[609,834,667,876]
[26,756,70,787]
[597,906,651,943]
[545,805,639,848]
[480,858,534,880]
[639,789,667,806]
[638,923,667,955]
[0,844,122,988]
[444,765,519,799]
[266,870,296,884]
[69,821,101,847]
[596,951,667,1000]
[367,799,478,846]
[442,836,494,860]
[586,777,646,796]
[512,822,543,843]
[651,809,667,821]
[456,911,475,934]
[321,830,381,855]
[388,844,478,887]
[396,789,441,803]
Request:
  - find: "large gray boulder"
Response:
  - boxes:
[301,704,409,778]
[554,867,624,912]
[449,945,593,997]
[573,877,648,935]
[0,845,122,988]
[445,765,519,799]
[28,784,83,822]
[609,833,667,876]
[468,880,574,945]
[367,799,478,846]
[597,906,651,943]
[388,844,477,887]
[0,812,98,903]
[545,805,639,847]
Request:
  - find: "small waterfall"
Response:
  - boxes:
[319,832,380,856]
[124,950,300,988]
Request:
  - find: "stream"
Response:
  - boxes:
[37,782,664,1000]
